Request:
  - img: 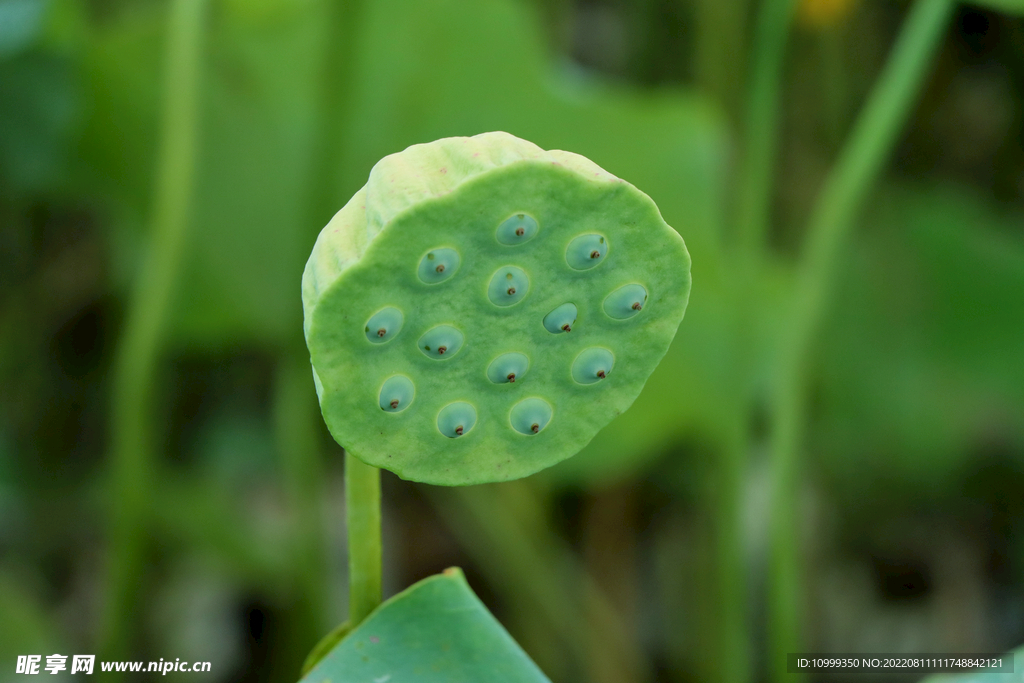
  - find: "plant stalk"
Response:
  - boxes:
[767,1,955,680]
[99,0,208,661]
[714,417,751,683]
[734,0,798,253]
[345,453,382,626]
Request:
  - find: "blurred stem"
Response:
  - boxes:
[714,419,751,683]
[692,0,748,121]
[818,25,849,149]
[530,0,572,58]
[345,454,381,626]
[273,355,330,642]
[308,0,365,223]
[767,1,954,680]
[626,0,656,83]
[734,0,797,253]
[99,0,207,661]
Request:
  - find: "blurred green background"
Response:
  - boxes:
[1,0,1023,681]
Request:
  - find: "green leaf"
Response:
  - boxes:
[301,620,352,677]
[300,568,551,683]
[918,643,1024,682]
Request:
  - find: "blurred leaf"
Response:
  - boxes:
[0,571,62,669]
[75,5,163,212]
[150,477,293,588]
[919,643,1024,682]
[0,0,46,58]
[171,5,326,346]
[816,183,1024,499]
[301,568,551,683]
[970,0,1024,16]
[0,52,77,191]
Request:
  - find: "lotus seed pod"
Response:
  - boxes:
[302,132,691,485]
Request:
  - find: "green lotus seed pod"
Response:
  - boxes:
[302,132,691,485]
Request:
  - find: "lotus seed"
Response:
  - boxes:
[486,352,529,384]
[379,375,415,412]
[566,234,608,270]
[417,248,461,284]
[542,303,578,334]
[510,397,553,435]
[496,213,539,245]
[418,325,465,359]
[571,348,615,385]
[365,307,404,344]
[487,266,530,307]
[438,402,478,438]
[603,284,648,319]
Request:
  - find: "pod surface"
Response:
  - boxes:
[302,132,690,485]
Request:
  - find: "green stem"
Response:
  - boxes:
[345,453,381,626]
[307,0,366,223]
[714,418,750,683]
[717,1,796,680]
[734,0,797,253]
[99,0,208,661]
[767,1,954,680]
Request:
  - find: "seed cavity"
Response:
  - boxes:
[379,375,415,412]
[417,248,461,284]
[496,213,539,245]
[365,307,404,344]
[487,266,530,307]
[542,303,578,334]
[486,352,529,384]
[437,402,477,438]
[510,397,553,435]
[418,325,465,359]
[572,348,614,385]
[566,234,608,270]
[603,284,648,319]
